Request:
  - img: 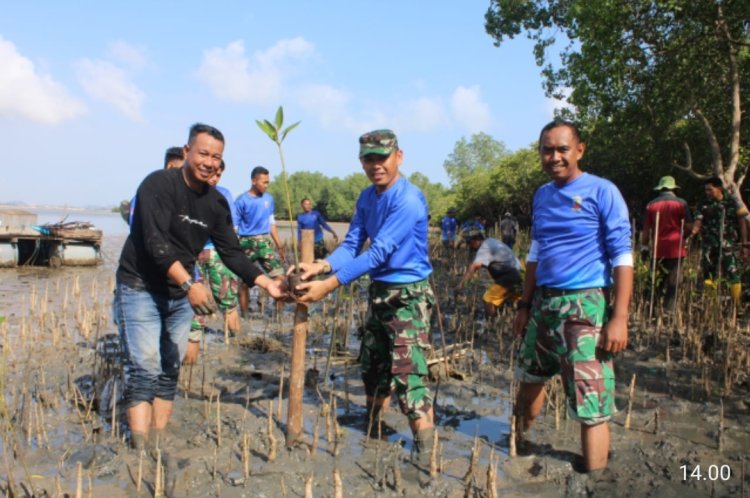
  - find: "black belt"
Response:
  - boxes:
[539,286,601,298]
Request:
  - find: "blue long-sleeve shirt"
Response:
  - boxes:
[297,210,333,242]
[326,177,432,285]
[235,191,275,236]
[529,172,632,289]
[204,185,238,250]
[441,216,458,240]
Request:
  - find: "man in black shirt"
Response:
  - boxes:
[113,123,286,452]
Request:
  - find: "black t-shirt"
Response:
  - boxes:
[117,167,262,297]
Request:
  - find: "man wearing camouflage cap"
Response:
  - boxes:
[291,129,436,482]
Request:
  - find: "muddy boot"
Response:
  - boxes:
[412,427,435,488]
[130,431,147,452]
[731,283,742,307]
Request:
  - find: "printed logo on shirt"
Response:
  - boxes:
[572,195,583,212]
[264,201,270,209]
[179,214,208,228]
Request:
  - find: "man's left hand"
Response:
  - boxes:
[600,315,628,353]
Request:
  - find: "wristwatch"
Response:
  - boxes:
[180,278,195,292]
[314,259,332,274]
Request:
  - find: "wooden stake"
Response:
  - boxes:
[304,473,313,498]
[625,373,636,430]
[75,461,83,498]
[509,415,517,457]
[332,467,342,498]
[242,432,251,479]
[278,365,284,420]
[267,399,277,462]
[287,229,314,446]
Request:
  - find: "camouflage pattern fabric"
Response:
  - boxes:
[198,249,240,312]
[238,235,284,278]
[696,193,746,284]
[359,129,398,157]
[359,279,434,420]
[516,288,615,425]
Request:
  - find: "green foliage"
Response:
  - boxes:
[444,133,544,223]
[485,0,750,215]
[267,170,452,223]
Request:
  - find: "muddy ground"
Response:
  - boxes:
[0,233,748,497]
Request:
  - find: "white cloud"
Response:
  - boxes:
[396,97,447,132]
[197,37,315,104]
[298,84,448,134]
[107,41,148,70]
[450,85,491,133]
[0,36,85,125]
[76,58,145,121]
[297,84,351,127]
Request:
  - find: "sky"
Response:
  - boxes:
[0,1,564,208]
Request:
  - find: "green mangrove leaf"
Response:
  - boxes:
[255,119,275,140]
[281,121,301,142]
[274,106,284,130]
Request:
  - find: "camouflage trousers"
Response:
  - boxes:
[516,287,615,425]
[701,246,740,285]
[189,249,240,338]
[360,279,435,420]
[239,235,284,278]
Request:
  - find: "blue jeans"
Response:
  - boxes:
[113,282,193,408]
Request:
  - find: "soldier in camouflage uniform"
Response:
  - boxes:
[235,166,287,315]
[292,129,437,482]
[514,120,633,473]
[690,177,749,304]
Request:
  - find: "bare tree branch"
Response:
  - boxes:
[717,4,742,178]
[693,107,724,176]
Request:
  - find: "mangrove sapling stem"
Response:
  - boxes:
[463,431,480,483]
[509,416,517,458]
[278,365,284,421]
[304,473,314,498]
[243,432,251,479]
[649,211,660,321]
[332,466,343,498]
[75,461,83,498]
[718,398,724,452]
[625,373,637,430]
[485,448,498,498]
[267,399,277,462]
[429,275,453,378]
[216,392,222,447]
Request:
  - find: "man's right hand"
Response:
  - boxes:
[513,308,530,337]
[286,262,324,281]
[188,282,217,315]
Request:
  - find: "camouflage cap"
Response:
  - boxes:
[359,129,398,157]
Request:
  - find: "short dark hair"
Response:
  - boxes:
[705,177,723,188]
[251,166,269,179]
[164,146,184,168]
[300,197,311,205]
[538,119,583,147]
[188,123,224,145]
[219,160,226,172]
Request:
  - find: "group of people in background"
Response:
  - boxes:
[641,174,748,311]
[119,117,746,488]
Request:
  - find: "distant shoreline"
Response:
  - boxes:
[0,204,116,215]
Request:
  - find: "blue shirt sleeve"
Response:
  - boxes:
[598,181,632,261]
[330,191,424,285]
